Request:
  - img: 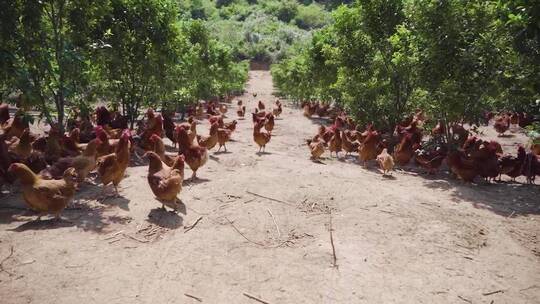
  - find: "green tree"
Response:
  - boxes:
[0,0,108,131]
[407,0,507,140]
[97,0,179,127]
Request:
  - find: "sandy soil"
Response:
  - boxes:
[0,71,539,304]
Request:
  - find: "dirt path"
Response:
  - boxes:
[1,71,539,303]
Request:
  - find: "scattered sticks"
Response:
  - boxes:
[266,209,281,238]
[243,292,272,304]
[103,230,124,241]
[122,233,149,243]
[329,212,338,268]
[184,293,203,302]
[184,216,203,233]
[246,191,294,206]
[0,246,14,276]
[225,217,266,247]
[483,290,504,296]
[457,295,472,303]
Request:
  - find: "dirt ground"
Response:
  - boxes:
[0,71,539,304]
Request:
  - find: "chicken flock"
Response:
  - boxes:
[0,99,538,222]
[0,99,280,221]
[302,101,540,184]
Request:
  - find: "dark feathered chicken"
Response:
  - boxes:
[110,111,128,130]
[96,106,112,127]
[162,111,177,147]
[499,146,526,181]
[0,103,9,125]
[414,146,447,174]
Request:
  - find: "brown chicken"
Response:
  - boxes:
[60,134,82,157]
[139,109,163,150]
[358,129,380,167]
[451,124,469,146]
[149,134,178,167]
[446,151,478,182]
[395,119,422,145]
[341,130,359,156]
[264,114,275,134]
[95,126,116,157]
[177,127,208,180]
[517,112,532,128]
[307,135,325,160]
[175,120,197,144]
[8,128,33,159]
[273,104,282,118]
[145,151,184,211]
[217,127,232,152]
[237,100,243,106]
[510,112,519,125]
[521,152,540,184]
[252,111,266,124]
[329,130,342,157]
[258,100,265,110]
[237,106,246,118]
[253,120,271,153]
[2,109,29,139]
[224,120,237,133]
[377,148,394,176]
[78,116,95,143]
[209,114,224,127]
[532,143,540,156]
[317,125,333,144]
[45,127,63,164]
[40,138,101,182]
[493,115,510,136]
[343,129,359,142]
[316,103,330,118]
[69,128,81,145]
[96,130,131,197]
[414,146,447,174]
[431,120,446,137]
[302,102,317,118]
[393,134,415,166]
[8,163,77,220]
[197,123,219,151]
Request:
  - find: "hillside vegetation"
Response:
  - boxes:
[178,0,349,63]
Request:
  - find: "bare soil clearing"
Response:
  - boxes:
[0,71,539,304]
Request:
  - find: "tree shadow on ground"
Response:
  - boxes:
[422,173,540,217]
[1,183,132,233]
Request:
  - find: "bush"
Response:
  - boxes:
[294,3,331,29]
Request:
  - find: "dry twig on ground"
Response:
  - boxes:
[0,246,14,276]
[184,216,203,233]
[243,292,272,304]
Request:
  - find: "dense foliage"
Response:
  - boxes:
[178,0,343,64]
[0,0,248,129]
[272,0,540,133]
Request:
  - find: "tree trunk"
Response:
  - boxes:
[57,95,65,134]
